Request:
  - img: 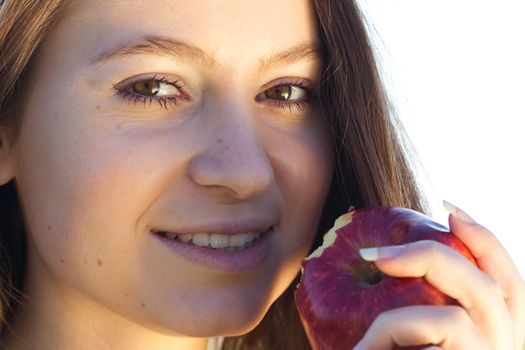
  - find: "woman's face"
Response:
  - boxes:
[9,0,333,337]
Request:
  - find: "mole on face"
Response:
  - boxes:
[97,259,103,266]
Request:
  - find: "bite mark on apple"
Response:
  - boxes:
[305,211,353,261]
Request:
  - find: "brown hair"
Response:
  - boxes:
[0,0,74,337]
[0,0,427,348]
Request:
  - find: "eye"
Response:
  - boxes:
[255,79,316,113]
[264,85,309,101]
[114,75,190,110]
[131,79,180,97]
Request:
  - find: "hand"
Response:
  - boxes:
[353,201,525,350]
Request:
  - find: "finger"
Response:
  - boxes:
[444,200,525,348]
[365,240,514,350]
[354,305,490,350]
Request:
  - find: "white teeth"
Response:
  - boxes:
[179,234,192,243]
[165,232,177,240]
[191,233,210,247]
[210,233,229,249]
[158,230,266,251]
[229,233,247,247]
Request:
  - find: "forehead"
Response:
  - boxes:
[55,0,321,67]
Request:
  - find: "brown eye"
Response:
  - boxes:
[127,78,181,97]
[264,84,309,101]
[132,80,161,96]
[265,85,291,100]
[114,75,189,111]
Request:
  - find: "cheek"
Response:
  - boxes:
[13,103,193,293]
[267,119,334,283]
[272,117,334,233]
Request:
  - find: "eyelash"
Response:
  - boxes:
[114,75,316,113]
[115,75,188,110]
[258,78,315,113]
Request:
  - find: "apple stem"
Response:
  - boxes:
[368,263,383,284]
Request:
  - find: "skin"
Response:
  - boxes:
[0,1,334,349]
[1,1,524,350]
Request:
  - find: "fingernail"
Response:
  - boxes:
[353,340,365,350]
[443,200,476,224]
[359,245,405,261]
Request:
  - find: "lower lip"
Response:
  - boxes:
[152,227,274,273]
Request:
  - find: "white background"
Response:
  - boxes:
[359,0,525,277]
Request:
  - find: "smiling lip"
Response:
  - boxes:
[152,227,274,273]
[151,219,274,236]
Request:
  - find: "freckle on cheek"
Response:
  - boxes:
[97,259,103,266]
[60,259,64,264]
[141,303,146,308]
[47,225,52,231]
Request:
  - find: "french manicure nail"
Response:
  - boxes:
[353,340,364,350]
[443,200,476,224]
[359,245,405,261]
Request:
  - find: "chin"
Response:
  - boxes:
[129,292,272,339]
[200,302,271,337]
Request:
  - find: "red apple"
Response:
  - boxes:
[294,206,477,350]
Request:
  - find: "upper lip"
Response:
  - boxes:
[151,218,274,236]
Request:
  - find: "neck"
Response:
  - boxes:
[2,252,212,350]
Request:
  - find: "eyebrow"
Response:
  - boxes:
[88,35,323,71]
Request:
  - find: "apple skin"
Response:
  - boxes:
[294,206,477,350]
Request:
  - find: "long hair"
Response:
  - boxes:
[0,0,427,348]
[221,1,427,348]
[0,0,73,336]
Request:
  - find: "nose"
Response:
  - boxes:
[187,109,274,202]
